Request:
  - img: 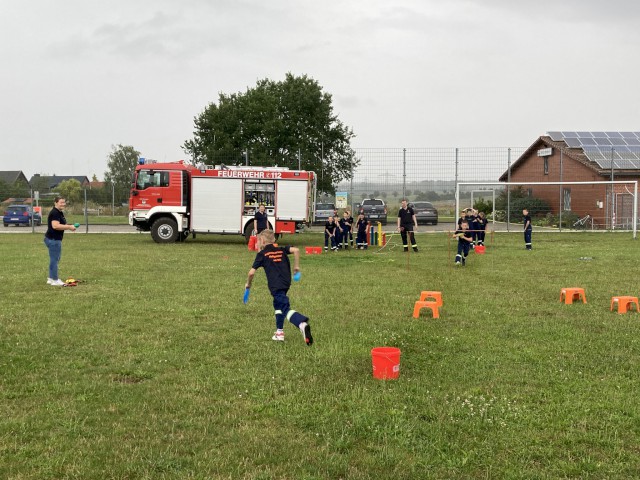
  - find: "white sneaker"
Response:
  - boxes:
[271,331,285,341]
[51,279,65,286]
[46,278,54,285]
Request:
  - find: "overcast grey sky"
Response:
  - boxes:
[1,0,639,179]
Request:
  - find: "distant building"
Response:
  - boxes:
[29,174,90,190]
[499,132,640,227]
[0,170,29,185]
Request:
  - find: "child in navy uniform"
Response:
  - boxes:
[476,211,487,246]
[523,209,532,250]
[338,211,353,249]
[346,210,354,247]
[245,230,313,345]
[453,221,473,266]
[333,209,343,247]
[356,213,369,249]
[324,216,338,251]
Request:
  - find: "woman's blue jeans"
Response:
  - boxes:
[44,237,62,280]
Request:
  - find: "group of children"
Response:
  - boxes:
[453,208,487,266]
[324,210,370,250]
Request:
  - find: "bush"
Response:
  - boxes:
[473,198,493,215]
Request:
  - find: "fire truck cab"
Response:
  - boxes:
[129,160,316,243]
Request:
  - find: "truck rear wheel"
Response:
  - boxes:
[151,217,178,243]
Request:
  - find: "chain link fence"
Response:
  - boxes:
[2,146,638,233]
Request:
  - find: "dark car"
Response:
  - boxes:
[411,201,438,225]
[357,199,387,225]
[3,205,42,227]
[313,203,336,225]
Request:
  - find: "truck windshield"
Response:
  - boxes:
[136,170,169,190]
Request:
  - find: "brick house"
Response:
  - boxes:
[499,132,640,227]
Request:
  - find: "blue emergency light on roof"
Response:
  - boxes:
[138,157,145,165]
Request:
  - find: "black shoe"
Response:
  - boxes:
[413,247,418,252]
[403,247,409,252]
[303,323,313,346]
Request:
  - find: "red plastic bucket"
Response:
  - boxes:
[475,245,485,254]
[248,235,257,251]
[371,347,401,380]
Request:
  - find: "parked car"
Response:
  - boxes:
[313,203,336,225]
[3,205,42,227]
[357,199,387,225]
[411,201,438,225]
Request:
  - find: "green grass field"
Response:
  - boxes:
[1,232,639,479]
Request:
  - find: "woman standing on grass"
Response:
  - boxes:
[44,196,76,286]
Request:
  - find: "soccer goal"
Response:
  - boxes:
[456,181,638,239]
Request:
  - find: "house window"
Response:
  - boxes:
[563,188,571,211]
[544,157,549,175]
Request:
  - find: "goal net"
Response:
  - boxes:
[455,181,638,239]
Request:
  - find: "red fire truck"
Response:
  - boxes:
[129,160,316,243]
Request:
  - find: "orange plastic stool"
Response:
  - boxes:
[413,301,439,319]
[610,296,639,314]
[419,291,443,307]
[560,288,587,304]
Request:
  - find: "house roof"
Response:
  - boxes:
[499,133,640,181]
[0,171,29,184]
[28,175,90,189]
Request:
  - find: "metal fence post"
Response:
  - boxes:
[507,148,511,232]
[454,147,459,210]
[402,148,406,199]
[559,149,563,232]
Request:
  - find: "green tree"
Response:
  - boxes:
[30,175,51,194]
[104,145,139,201]
[57,179,82,203]
[183,73,357,194]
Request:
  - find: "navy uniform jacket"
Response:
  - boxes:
[325,221,337,235]
[252,244,293,294]
[454,229,473,244]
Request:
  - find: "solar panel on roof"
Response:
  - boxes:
[544,132,640,170]
[548,131,563,141]
[615,159,637,169]
[583,147,605,161]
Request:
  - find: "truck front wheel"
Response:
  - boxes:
[151,217,179,243]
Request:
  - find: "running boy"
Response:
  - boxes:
[245,230,313,345]
[453,221,473,266]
